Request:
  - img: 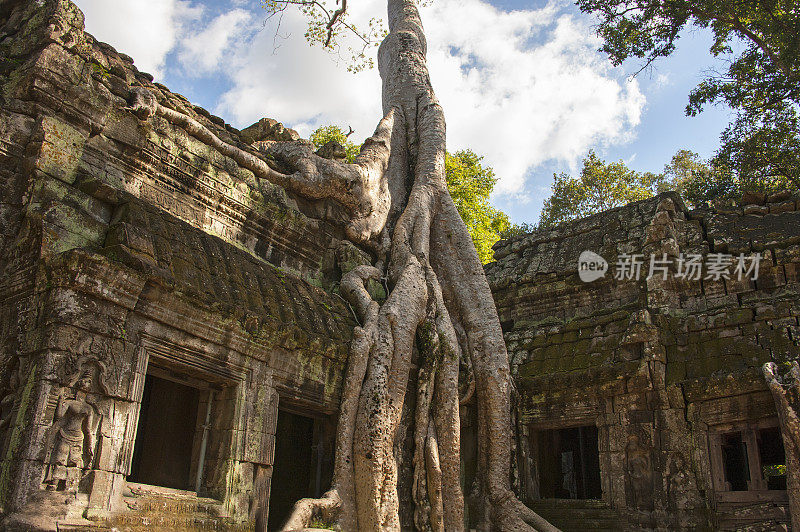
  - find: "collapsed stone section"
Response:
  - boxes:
[486,191,800,530]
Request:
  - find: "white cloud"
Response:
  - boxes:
[178,9,254,76]
[215,1,385,138]
[77,0,646,200]
[653,72,671,90]
[422,0,644,194]
[74,0,201,79]
[217,0,644,196]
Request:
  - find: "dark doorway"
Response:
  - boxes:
[129,373,200,491]
[537,425,602,499]
[267,411,315,531]
[757,427,787,490]
[721,431,750,491]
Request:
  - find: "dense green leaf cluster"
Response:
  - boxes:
[539,150,661,227]
[577,0,800,189]
[444,150,510,264]
[310,125,361,163]
[659,150,735,207]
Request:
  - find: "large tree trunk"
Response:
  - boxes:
[278,1,558,530]
[763,362,800,532]
[129,0,559,529]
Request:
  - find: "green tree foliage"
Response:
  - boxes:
[445,150,510,263]
[539,150,661,227]
[659,149,736,207]
[659,149,792,207]
[537,147,790,225]
[577,0,800,188]
[498,221,538,239]
[310,126,509,263]
[310,125,361,162]
[714,107,800,190]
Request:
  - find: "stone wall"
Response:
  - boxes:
[487,191,800,530]
[2,0,799,530]
[0,0,367,528]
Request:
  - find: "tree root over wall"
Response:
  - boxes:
[127,1,560,530]
[763,362,800,532]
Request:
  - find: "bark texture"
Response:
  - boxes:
[131,0,559,529]
[277,1,559,530]
[763,362,800,532]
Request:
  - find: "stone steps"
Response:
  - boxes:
[91,483,246,532]
[527,499,627,532]
[56,522,117,531]
[120,494,224,516]
[716,500,791,531]
[103,513,240,531]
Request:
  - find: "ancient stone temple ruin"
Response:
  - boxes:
[486,192,800,531]
[0,0,797,530]
[0,0,353,528]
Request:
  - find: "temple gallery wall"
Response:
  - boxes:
[0,0,798,530]
[486,191,800,531]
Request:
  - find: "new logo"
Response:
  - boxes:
[578,250,608,282]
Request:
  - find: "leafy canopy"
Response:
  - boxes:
[539,150,661,227]
[659,149,794,207]
[659,149,736,207]
[536,146,792,230]
[537,145,796,229]
[310,127,510,263]
[310,124,361,162]
[577,0,800,188]
[445,150,511,264]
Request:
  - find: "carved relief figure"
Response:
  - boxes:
[666,451,695,510]
[625,431,654,510]
[43,357,108,491]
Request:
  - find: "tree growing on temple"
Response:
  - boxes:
[128,0,562,525]
[311,127,510,264]
[251,1,555,530]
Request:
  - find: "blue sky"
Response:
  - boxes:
[74,0,732,226]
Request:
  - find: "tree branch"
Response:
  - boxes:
[683,4,794,81]
[324,0,347,47]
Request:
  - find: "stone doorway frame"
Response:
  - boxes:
[89,332,255,517]
[270,399,336,498]
[708,416,789,504]
[522,414,610,506]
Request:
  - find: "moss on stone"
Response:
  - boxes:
[0,364,38,509]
